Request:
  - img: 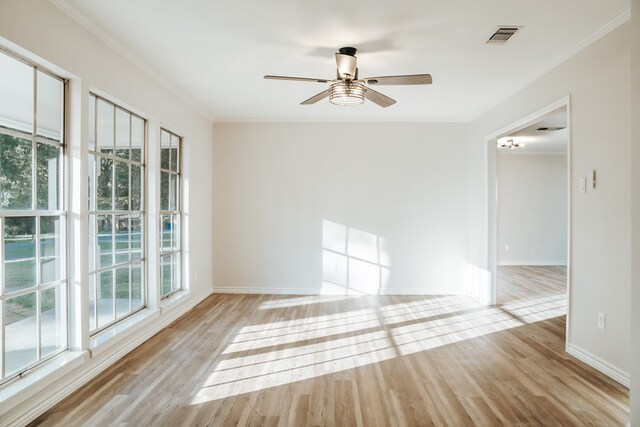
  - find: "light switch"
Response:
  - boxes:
[579,178,586,194]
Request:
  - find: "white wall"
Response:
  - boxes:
[0,0,213,424]
[497,153,567,265]
[468,22,631,381]
[631,0,639,422]
[212,122,469,295]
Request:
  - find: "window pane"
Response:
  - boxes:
[170,134,179,172]
[88,214,96,272]
[131,165,141,211]
[169,174,178,211]
[160,214,171,252]
[41,216,63,284]
[4,292,38,375]
[0,51,33,135]
[115,266,130,318]
[160,172,169,211]
[131,264,142,309]
[114,161,129,211]
[4,217,36,292]
[41,285,66,357]
[131,215,142,260]
[36,143,61,210]
[97,214,113,268]
[115,215,130,264]
[89,273,97,331]
[131,116,143,162]
[97,157,113,211]
[171,214,179,251]
[88,95,96,152]
[36,71,62,141]
[98,270,114,327]
[88,154,96,211]
[160,130,170,170]
[161,254,172,296]
[97,99,114,155]
[115,107,130,160]
[0,134,33,210]
[172,252,180,292]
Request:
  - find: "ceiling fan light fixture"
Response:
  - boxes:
[329,82,365,106]
[497,139,525,149]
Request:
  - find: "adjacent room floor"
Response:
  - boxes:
[31,266,628,426]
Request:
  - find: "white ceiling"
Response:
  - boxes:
[498,108,568,154]
[57,0,630,121]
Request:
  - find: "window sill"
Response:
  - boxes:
[90,308,160,356]
[0,350,88,410]
[160,289,192,313]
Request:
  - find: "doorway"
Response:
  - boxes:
[486,98,571,342]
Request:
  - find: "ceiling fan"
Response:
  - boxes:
[264,47,432,108]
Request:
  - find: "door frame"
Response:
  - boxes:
[484,95,572,346]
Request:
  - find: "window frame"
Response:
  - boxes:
[87,92,147,336]
[159,128,182,299]
[0,48,68,385]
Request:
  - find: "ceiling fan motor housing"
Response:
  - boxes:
[338,47,357,57]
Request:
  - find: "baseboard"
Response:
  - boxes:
[213,286,319,295]
[6,290,212,427]
[213,286,457,296]
[498,261,568,266]
[566,343,630,387]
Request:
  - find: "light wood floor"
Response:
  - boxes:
[31,268,628,426]
[497,265,567,305]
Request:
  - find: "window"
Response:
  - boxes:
[88,94,145,334]
[159,129,181,298]
[0,50,66,383]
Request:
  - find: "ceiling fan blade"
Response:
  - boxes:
[335,53,357,79]
[264,75,330,83]
[364,87,396,108]
[301,88,332,105]
[362,74,432,85]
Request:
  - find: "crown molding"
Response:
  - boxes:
[467,9,631,122]
[49,0,213,121]
[212,116,468,124]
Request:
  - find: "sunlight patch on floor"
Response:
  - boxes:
[191,293,566,405]
[224,296,480,353]
[258,295,361,310]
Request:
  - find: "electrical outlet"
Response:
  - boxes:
[597,312,606,330]
[505,245,510,252]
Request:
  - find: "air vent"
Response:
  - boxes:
[487,27,520,44]
[537,126,566,131]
